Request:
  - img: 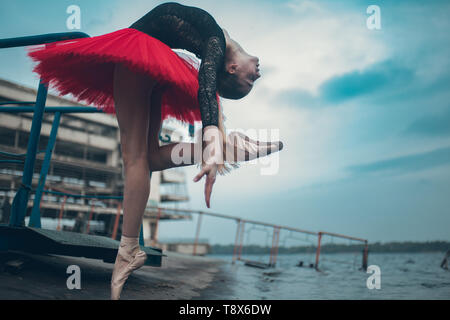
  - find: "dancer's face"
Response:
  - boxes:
[227,39,261,94]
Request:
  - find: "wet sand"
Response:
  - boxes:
[0,250,234,300]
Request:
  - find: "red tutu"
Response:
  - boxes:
[27,28,215,124]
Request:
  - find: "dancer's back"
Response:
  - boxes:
[129,2,226,59]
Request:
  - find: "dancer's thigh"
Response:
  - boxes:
[113,63,156,165]
[147,88,163,154]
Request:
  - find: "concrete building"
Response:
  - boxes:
[0,77,194,245]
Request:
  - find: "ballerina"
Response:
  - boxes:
[27,2,283,300]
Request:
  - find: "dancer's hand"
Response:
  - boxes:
[193,163,218,208]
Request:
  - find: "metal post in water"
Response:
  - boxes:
[232,219,241,264]
[362,241,369,271]
[269,226,277,266]
[193,212,203,255]
[315,232,323,270]
[238,221,245,261]
[272,227,281,267]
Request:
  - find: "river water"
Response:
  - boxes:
[209,252,450,299]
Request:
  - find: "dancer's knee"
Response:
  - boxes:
[122,154,150,173]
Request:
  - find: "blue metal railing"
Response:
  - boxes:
[0,32,145,245]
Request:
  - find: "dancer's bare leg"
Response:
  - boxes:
[111,63,155,300]
[114,64,155,237]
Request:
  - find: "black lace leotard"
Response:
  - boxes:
[129,2,226,128]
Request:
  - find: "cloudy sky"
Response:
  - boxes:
[1,0,449,245]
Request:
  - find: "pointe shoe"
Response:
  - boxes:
[224,131,283,163]
[111,235,147,300]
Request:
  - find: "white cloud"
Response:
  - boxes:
[286,0,323,14]
[252,14,386,94]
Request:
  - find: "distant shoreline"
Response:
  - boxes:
[209,241,450,255]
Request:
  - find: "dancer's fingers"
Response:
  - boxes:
[193,168,206,182]
[204,172,216,208]
[194,163,217,208]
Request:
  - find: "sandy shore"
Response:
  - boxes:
[0,250,235,300]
